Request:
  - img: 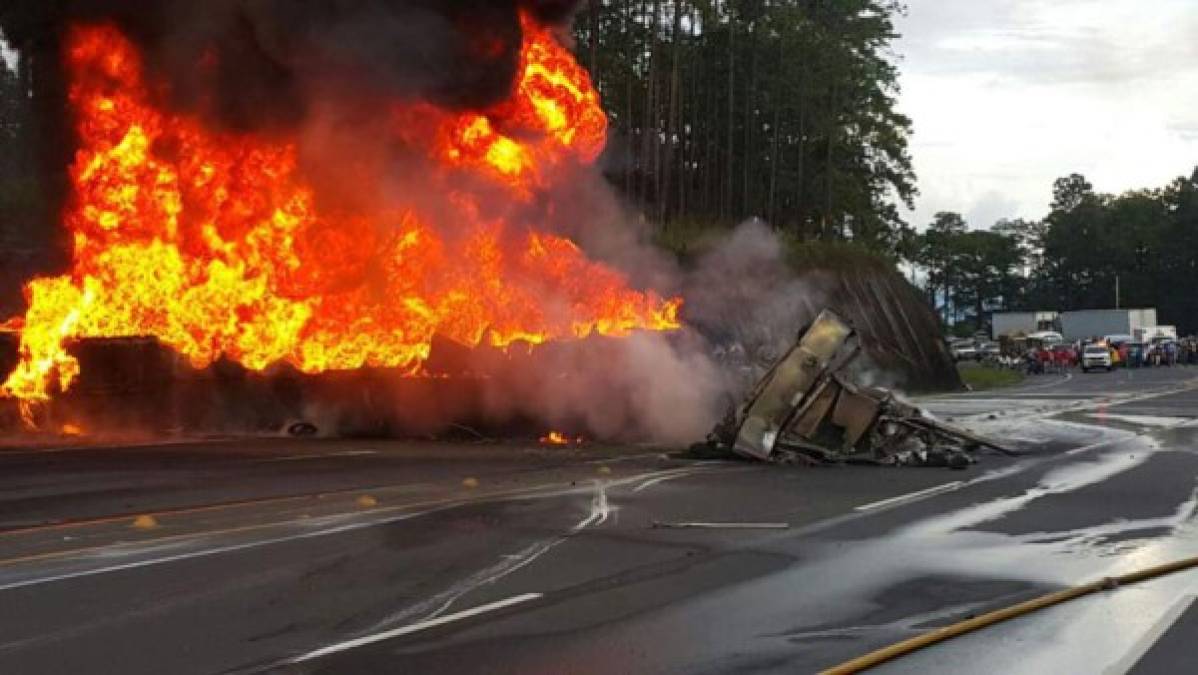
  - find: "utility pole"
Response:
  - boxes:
[1115,274,1120,309]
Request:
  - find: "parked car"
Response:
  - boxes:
[978,341,1002,358]
[1081,344,1113,372]
[950,341,977,361]
[955,346,978,361]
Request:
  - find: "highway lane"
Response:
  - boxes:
[1,366,1196,673]
[0,439,982,674]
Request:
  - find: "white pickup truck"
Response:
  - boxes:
[1081,344,1112,372]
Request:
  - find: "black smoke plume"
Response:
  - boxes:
[3,0,583,132]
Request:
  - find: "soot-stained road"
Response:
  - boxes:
[2,366,1198,674]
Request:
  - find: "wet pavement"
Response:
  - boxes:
[2,366,1198,673]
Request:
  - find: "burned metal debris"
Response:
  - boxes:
[706,309,1009,468]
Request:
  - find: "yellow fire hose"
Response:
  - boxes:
[820,553,1198,674]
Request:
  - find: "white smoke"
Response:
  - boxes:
[476,329,731,446]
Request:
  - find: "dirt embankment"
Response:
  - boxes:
[800,263,962,393]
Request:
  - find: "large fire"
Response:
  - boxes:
[1,16,681,418]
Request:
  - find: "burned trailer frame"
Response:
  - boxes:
[729,309,856,460]
[718,309,1009,466]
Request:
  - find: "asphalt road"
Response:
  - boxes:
[2,366,1198,673]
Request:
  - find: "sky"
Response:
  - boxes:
[894,0,1198,230]
[5,4,1197,235]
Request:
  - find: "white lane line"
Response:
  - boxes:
[0,466,701,592]
[373,481,610,630]
[1014,371,1073,392]
[289,593,544,663]
[651,521,788,529]
[633,474,689,493]
[630,462,746,493]
[632,467,712,492]
[1066,438,1126,455]
[1108,594,1195,674]
[853,481,964,512]
[0,480,599,595]
[0,508,439,593]
[1087,413,1190,427]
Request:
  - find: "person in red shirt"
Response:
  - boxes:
[1055,347,1073,370]
[1039,347,1055,373]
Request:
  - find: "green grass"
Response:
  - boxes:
[957,362,1024,391]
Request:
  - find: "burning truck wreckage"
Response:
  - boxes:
[701,309,1011,468]
[0,0,1006,471]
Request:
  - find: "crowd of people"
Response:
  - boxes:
[1020,337,1198,374]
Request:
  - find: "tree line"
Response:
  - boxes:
[0,55,38,241]
[571,0,916,248]
[0,51,49,315]
[912,170,1198,335]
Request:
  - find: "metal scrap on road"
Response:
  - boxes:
[705,309,1011,467]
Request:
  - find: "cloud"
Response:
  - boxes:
[903,0,1198,86]
[1167,120,1198,143]
[966,190,1021,229]
[896,0,1198,230]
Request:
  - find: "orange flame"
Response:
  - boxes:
[60,423,84,436]
[539,430,582,446]
[1,16,681,414]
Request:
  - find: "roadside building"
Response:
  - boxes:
[1059,308,1157,342]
